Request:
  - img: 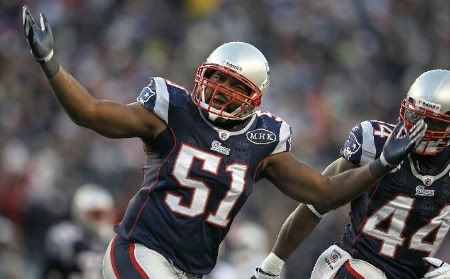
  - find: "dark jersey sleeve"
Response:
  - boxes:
[272,119,292,154]
[137,77,190,125]
[308,120,395,217]
[137,77,171,123]
[340,120,394,166]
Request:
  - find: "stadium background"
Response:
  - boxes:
[1,0,449,278]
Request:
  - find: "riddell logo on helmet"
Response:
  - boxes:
[418,98,441,111]
[224,61,243,72]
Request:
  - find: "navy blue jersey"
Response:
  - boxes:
[115,77,292,275]
[339,120,450,278]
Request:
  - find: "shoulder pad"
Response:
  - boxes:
[136,77,189,123]
[254,110,292,154]
[340,120,393,165]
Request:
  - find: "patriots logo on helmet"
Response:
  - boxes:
[341,132,361,160]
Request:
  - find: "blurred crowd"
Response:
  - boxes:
[1,0,449,278]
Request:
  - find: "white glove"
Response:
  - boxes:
[252,268,280,279]
[423,257,450,279]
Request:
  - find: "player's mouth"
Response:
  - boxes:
[211,96,229,109]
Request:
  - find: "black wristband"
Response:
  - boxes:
[369,158,392,178]
[256,268,276,277]
[39,56,60,78]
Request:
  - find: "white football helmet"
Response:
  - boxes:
[400,69,450,155]
[192,42,270,121]
[72,183,115,243]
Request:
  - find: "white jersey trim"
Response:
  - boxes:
[272,120,291,155]
[133,243,199,278]
[409,156,450,182]
[153,77,170,123]
[199,108,257,136]
[360,121,377,165]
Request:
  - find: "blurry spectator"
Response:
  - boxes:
[0,215,27,279]
[41,184,115,279]
[210,217,284,279]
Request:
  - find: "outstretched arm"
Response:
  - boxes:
[262,120,426,212]
[22,6,165,141]
[262,152,375,212]
[271,158,356,261]
[47,70,165,140]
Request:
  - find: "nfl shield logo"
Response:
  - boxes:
[219,131,230,141]
[423,176,434,186]
[330,249,342,263]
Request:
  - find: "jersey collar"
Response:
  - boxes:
[198,108,256,137]
[408,155,450,186]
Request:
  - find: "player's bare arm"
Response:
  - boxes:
[262,154,371,211]
[271,158,357,261]
[49,69,166,140]
[22,6,166,142]
[262,120,426,212]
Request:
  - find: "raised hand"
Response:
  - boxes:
[22,5,54,62]
[369,119,426,177]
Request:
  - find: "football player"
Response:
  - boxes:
[22,6,426,279]
[42,184,115,279]
[253,69,450,279]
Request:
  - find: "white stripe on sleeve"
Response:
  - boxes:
[153,77,170,123]
[272,121,291,155]
[360,121,377,165]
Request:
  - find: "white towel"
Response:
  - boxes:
[310,245,387,279]
[310,245,352,279]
